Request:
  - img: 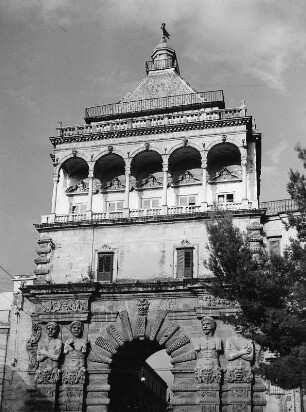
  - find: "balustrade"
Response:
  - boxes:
[47,199,299,224]
[57,106,245,138]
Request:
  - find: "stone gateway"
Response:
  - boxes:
[1,26,300,412]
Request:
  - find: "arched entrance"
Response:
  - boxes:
[92,303,195,412]
[109,339,169,412]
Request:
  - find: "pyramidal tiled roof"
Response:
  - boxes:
[120,69,197,102]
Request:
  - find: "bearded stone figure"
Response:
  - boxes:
[35,322,62,384]
[62,321,88,385]
[225,325,254,383]
[194,316,222,384]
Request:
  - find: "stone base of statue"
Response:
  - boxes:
[224,368,253,412]
[198,383,221,412]
[194,367,222,412]
[58,369,86,411]
[33,369,61,412]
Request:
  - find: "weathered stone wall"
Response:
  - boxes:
[38,216,258,284]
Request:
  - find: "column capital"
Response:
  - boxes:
[52,175,59,183]
[201,160,207,169]
[162,164,168,173]
[88,170,94,179]
[125,165,131,175]
[241,158,247,167]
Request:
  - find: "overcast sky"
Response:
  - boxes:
[0,0,306,290]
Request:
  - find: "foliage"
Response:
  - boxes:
[206,146,306,389]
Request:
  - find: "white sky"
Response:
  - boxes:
[0,0,306,288]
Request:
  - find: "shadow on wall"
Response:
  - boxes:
[2,366,53,412]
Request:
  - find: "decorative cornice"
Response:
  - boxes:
[50,117,251,147]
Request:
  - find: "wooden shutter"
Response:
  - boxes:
[177,249,185,279]
[98,253,113,281]
[184,249,193,278]
[177,248,193,279]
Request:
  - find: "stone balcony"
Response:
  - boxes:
[37,199,299,228]
[56,105,245,140]
[39,201,259,227]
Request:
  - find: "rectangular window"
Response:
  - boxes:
[142,198,160,209]
[97,253,113,282]
[268,237,281,256]
[177,248,193,279]
[108,201,124,211]
[71,204,87,214]
[179,195,196,206]
[217,193,234,203]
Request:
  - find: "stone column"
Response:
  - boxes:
[86,169,94,219]
[201,157,208,211]
[162,159,168,214]
[124,164,130,217]
[241,157,248,206]
[51,175,59,215]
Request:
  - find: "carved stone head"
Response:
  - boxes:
[46,322,59,338]
[201,316,216,335]
[70,321,84,338]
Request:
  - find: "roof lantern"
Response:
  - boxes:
[146,23,180,74]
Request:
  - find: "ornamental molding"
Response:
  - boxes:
[41,299,88,313]
[50,117,251,147]
[197,294,239,308]
[136,174,162,189]
[210,167,241,183]
[26,322,42,371]
[172,170,201,186]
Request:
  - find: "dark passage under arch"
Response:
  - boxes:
[109,339,169,412]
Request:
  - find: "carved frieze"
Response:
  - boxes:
[225,367,253,383]
[41,299,88,313]
[62,369,86,385]
[198,294,239,307]
[201,405,216,412]
[34,369,61,384]
[26,322,42,371]
[210,166,241,183]
[173,170,201,186]
[136,174,162,189]
[63,388,83,398]
[195,367,222,384]
[159,298,176,310]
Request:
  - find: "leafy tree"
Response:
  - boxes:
[206,146,306,390]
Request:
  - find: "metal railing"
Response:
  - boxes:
[259,199,298,215]
[84,90,225,122]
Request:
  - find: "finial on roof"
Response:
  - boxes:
[161,23,170,39]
